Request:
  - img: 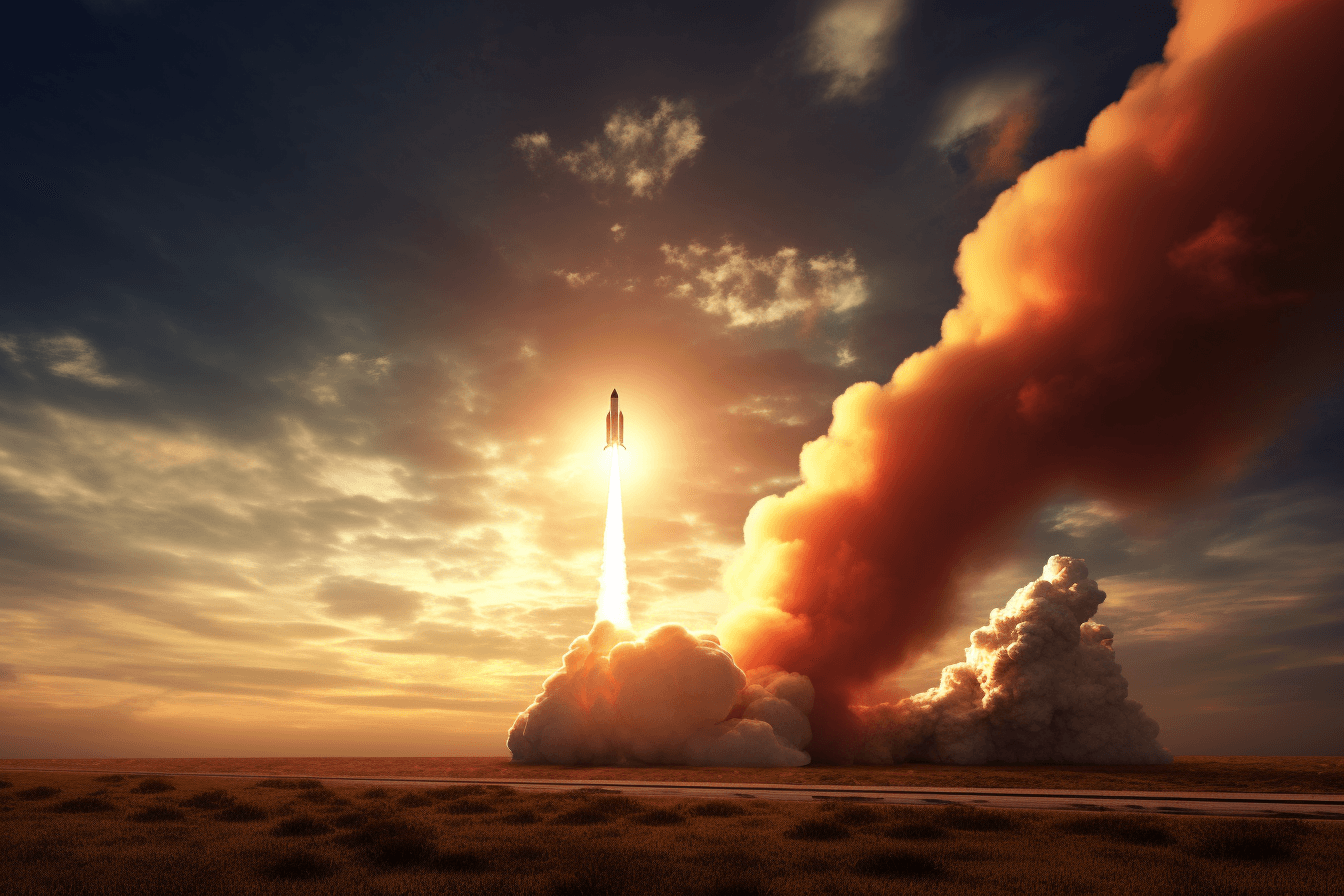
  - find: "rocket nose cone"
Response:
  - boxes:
[611,389,618,398]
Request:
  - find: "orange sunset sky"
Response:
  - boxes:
[2,0,1341,759]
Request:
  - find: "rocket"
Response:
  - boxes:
[605,389,625,449]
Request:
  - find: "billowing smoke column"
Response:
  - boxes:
[507,621,812,766]
[720,0,1344,761]
[858,557,1169,764]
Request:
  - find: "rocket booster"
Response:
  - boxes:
[605,389,625,449]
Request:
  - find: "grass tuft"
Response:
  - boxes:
[217,803,268,822]
[444,797,495,815]
[432,849,489,872]
[182,789,235,810]
[298,788,341,804]
[332,811,369,828]
[0,780,11,789]
[503,809,540,825]
[131,779,174,794]
[261,846,339,880]
[16,786,62,801]
[552,806,611,825]
[271,814,333,837]
[361,787,390,799]
[397,791,434,808]
[854,849,943,879]
[1057,813,1173,845]
[687,800,747,817]
[1188,819,1304,862]
[830,803,884,824]
[706,875,768,896]
[131,805,185,822]
[786,818,850,841]
[884,821,947,840]
[54,796,116,813]
[635,808,684,825]
[428,784,487,799]
[588,794,640,815]
[340,818,440,866]
[549,864,638,896]
[939,804,1017,831]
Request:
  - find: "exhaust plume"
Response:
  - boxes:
[858,556,1169,764]
[597,455,631,629]
[508,452,812,766]
[719,0,1344,760]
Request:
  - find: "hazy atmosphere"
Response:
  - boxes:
[3,0,1341,759]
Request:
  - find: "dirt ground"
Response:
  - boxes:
[1,769,1341,896]
[1,755,1340,793]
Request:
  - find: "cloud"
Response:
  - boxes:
[515,99,703,198]
[316,577,426,625]
[934,74,1041,184]
[554,270,598,288]
[289,353,391,406]
[933,74,1041,148]
[513,131,552,166]
[803,0,906,101]
[351,622,565,664]
[2,332,129,388]
[661,242,867,327]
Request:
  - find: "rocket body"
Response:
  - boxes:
[605,389,625,449]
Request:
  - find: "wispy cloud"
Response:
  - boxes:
[931,73,1042,183]
[316,577,428,626]
[933,74,1040,147]
[803,0,906,101]
[1,332,130,388]
[515,98,703,198]
[661,242,867,327]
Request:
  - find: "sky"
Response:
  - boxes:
[1,0,1340,759]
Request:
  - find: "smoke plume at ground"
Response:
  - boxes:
[859,556,1169,764]
[718,0,1344,760]
[507,621,812,766]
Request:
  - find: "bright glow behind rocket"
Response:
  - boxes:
[596,452,631,629]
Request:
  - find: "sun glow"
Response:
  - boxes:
[596,451,631,629]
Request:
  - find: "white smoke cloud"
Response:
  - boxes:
[804,0,906,101]
[661,242,867,327]
[508,621,812,766]
[856,556,1171,764]
[514,99,703,198]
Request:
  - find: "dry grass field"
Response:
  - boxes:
[4,755,1341,793]
[0,770,1340,895]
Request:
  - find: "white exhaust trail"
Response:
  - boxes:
[596,453,630,629]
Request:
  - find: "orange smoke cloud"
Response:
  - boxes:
[971,106,1036,184]
[719,0,1344,760]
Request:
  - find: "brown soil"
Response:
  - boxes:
[2,755,1340,793]
[0,770,1339,896]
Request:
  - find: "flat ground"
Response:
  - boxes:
[3,756,1341,793]
[1,770,1340,895]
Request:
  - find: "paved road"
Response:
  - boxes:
[12,768,1343,818]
